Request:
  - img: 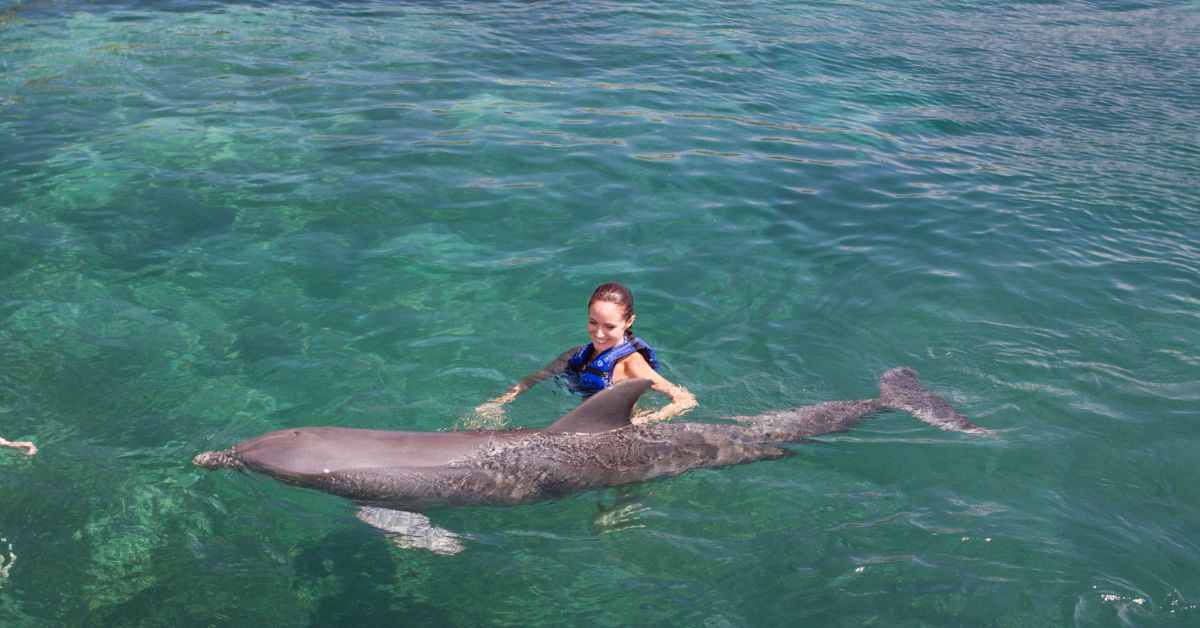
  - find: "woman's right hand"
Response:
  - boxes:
[472,399,510,426]
[458,389,517,430]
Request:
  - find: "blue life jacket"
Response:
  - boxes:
[563,337,659,397]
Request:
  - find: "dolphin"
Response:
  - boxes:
[194,367,993,554]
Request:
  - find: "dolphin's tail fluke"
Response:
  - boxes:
[193,448,244,470]
[878,367,995,435]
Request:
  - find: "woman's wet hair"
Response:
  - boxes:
[588,282,636,337]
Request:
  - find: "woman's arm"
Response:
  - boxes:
[617,353,697,424]
[471,347,579,423]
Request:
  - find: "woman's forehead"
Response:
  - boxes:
[588,300,629,322]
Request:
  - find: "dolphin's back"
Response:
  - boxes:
[232,427,530,476]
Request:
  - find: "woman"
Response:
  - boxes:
[0,436,36,456]
[473,282,696,427]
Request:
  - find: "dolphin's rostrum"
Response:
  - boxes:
[194,367,993,553]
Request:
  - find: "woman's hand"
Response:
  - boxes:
[472,399,510,426]
[457,389,519,430]
[631,384,697,425]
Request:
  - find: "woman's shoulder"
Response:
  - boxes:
[553,345,588,369]
[615,349,654,376]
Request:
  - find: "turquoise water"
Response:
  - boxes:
[2,0,1198,624]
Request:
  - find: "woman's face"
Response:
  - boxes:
[587,300,634,352]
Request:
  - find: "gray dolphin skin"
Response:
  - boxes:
[194,367,993,554]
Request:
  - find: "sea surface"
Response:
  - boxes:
[2,0,1198,625]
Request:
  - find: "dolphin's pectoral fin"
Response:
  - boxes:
[355,506,466,556]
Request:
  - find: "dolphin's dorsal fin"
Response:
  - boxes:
[544,378,653,434]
